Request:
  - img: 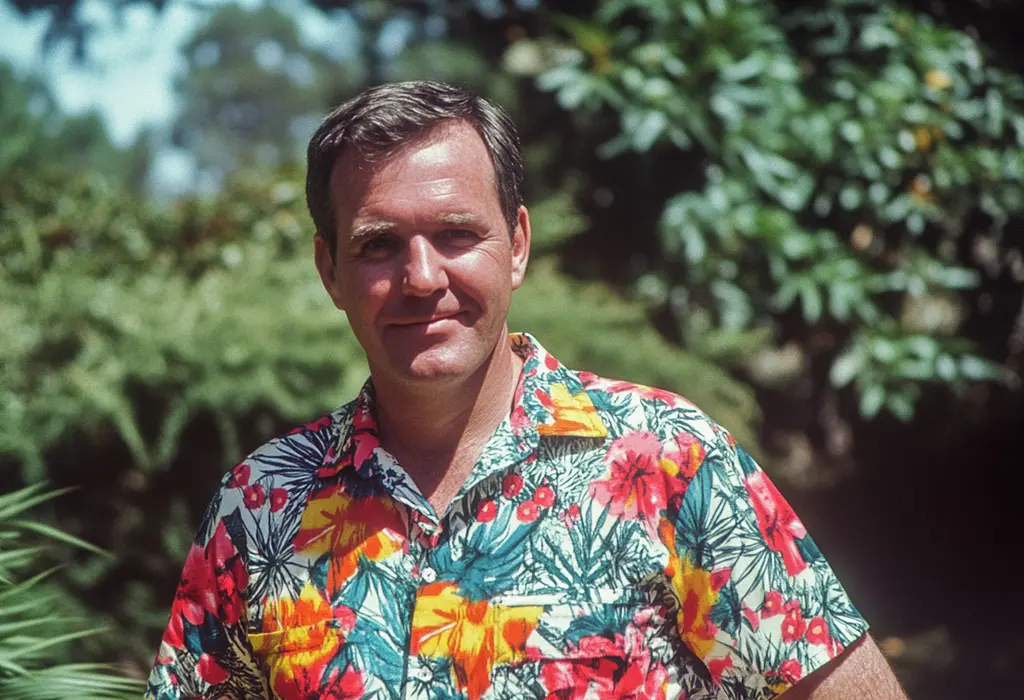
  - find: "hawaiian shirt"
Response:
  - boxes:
[146,333,868,700]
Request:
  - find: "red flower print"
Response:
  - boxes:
[743,470,808,576]
[709,568,730,592]
[560,504,581,529]
[742,605,760,631]
[589,431,683,539]
[161,523,247,650]
[707,656,734,684]
[533,485,555,508]
[535,388,554,410]
[307,415,333,431]
[333,605,358,634]
[351,427,377,471]
[273,661,365,700]
[476,499,497,523]
[661,431,706,482]
[503,473,524,498]
[540,619,668,699]
[196,653,229,685]
[243,484,265,509]
[316,403,379,478]
[315,446,338,477]
[269,488,287,513]
[511,403,530,433]
[781,606,807,643]
[601,380,687,407]
[805,616,831,646]
[517,500,540,522]
[320,664,366,699]
[761,590,783,618]
[779,658,802,684]
[227,463,250,488]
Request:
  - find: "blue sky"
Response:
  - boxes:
[0,0,357,145]
[0,0,204,145]
[0,0,364,191]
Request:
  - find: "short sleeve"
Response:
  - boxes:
[666,430,869,698]
[144,496,269,700]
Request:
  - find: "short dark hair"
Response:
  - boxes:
[306,80,524,255]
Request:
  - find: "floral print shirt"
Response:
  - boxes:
[146,333,868,700]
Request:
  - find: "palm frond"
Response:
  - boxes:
[0,485,143,699]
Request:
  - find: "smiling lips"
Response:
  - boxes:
[389,312,463,328]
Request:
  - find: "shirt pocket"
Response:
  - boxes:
[494,589,674,697]
[248,620,349,698]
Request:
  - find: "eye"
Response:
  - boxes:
[440,229,478,246]
[359,236,399,257]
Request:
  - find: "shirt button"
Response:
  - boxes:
[409,666,431,681]
[421,566,437,583]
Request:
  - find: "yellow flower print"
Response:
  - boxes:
[536,383,608,437]
[293,483,407,594]
[659,519,730,662]
[251,582,355,696]
[410,582,543,700]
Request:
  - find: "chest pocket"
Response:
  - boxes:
[249,620,349,699]
[491,588,676,698]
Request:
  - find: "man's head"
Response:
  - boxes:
[306,80,524,258]
[309,82,531,386]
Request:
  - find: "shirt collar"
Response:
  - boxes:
[510,332,608,440]
[318,332,609,482]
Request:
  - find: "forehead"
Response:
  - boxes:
[328,122,499,225]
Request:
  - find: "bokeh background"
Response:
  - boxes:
[2,0,1023,697]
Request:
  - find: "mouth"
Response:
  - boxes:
[389,312,463,328]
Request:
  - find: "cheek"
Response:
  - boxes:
[343,270,393,317]
[452,249,513,300]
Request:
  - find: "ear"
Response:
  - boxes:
[510,205,531,291]
[313,233,345,311]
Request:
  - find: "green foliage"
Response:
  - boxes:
[523,0,1022,419]
[0,484,142,699]
[1,165,367,482]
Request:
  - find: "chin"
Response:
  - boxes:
[389,345,481,382]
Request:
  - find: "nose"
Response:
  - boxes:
[401,236,448,297]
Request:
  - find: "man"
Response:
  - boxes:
[146,81,906,700]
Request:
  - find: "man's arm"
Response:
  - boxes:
[783,634,908,699]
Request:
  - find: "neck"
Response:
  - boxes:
[371,333,522,477]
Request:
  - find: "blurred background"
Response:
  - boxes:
[1,0,1022,697]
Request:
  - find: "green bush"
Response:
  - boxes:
[514,0,1022,419]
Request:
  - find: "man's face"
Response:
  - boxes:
[314,121,530,386]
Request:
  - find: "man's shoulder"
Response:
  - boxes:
[210,399,357,498]
[574,370,728,448]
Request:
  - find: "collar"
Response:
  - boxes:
[509,332,608,439]
[317,332,609,483]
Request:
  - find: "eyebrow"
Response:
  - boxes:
[349,220,396,241]
[435,213,484,229]
[348,213,486,241]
